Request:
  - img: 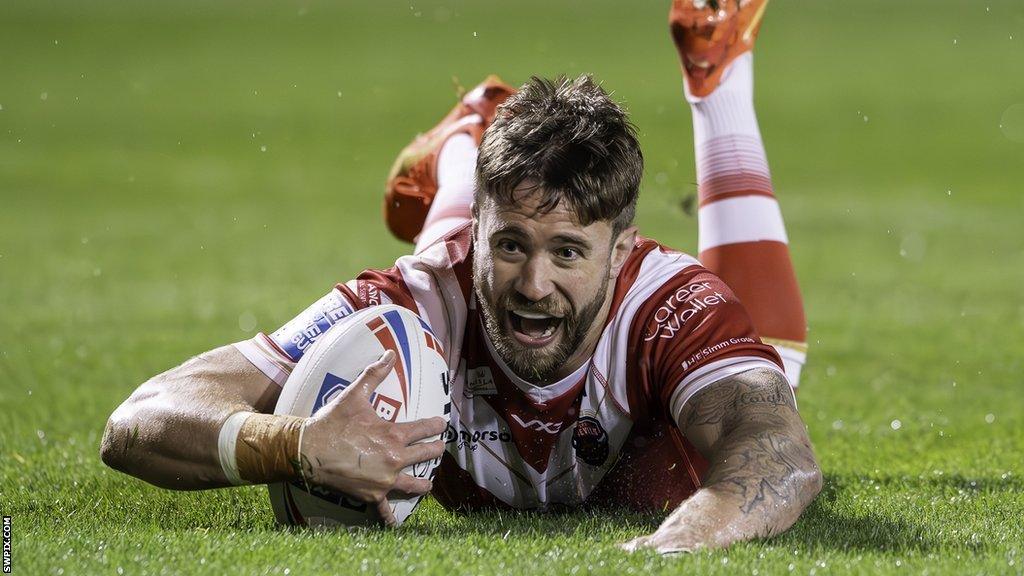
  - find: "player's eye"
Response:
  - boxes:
[496,239,522,254]
[555,247,582,261]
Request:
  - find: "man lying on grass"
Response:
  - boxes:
[102,0,821,553]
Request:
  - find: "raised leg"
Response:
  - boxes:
[669,0,808,386]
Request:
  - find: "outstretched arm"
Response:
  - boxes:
[622,367,822,553]
[101,345,280,489]
[101,346,445,524]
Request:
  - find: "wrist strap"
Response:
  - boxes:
[217,411,253,485]
[218,412,305,485]
[237,413,305,484]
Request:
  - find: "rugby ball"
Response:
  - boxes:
[268,304,451,527]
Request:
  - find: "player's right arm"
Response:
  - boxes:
[101,346,444,504]
[100,343,280,489]
[100,288,447,516]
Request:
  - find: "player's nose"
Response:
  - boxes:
[514,256,555,302]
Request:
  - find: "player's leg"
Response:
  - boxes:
[415,134,477,252]
[383,76,514,253]
[670,0,808,386]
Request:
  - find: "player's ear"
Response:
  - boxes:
[608,225,637,278]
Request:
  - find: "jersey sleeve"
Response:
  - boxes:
[631,267,787,420]
[233,264,419,386]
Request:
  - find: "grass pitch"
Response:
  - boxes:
[2,1,1023,574]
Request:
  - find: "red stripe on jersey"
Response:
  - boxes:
[353,266,418,312]
[335,282,365,311]
[257,333,293,366]
[588,359,629,419]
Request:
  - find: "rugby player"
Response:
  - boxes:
[102,0,821,552]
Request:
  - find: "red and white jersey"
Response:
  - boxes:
[236,225,786,512]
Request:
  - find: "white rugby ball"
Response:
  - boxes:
[268,304,451,528]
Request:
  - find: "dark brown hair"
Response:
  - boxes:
[475,75,643,234]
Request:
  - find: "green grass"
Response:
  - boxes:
[2,0,1023,574]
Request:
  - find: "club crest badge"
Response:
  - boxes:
[572,415,609,466]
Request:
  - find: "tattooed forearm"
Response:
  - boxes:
[708,424,818,519]
[621,368,820,553]
[677,368,821,540]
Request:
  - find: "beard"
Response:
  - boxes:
[474,271,610,384]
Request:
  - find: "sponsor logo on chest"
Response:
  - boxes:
[444,423,512,451]
[510,413,563,434]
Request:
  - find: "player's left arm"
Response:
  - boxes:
[622,367,822,553]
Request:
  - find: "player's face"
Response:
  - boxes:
[472,187,636,384]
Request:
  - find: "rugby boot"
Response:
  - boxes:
[384,75,515,243]
[669,0,769,98]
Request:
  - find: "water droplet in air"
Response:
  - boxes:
[899,233,927,261]
[239,311,258,332]
[999,103,1024,142]
[890,419,902,430]
[985,413,995,424]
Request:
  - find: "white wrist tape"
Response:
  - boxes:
[217,411,254,486]
[296,421,309,486]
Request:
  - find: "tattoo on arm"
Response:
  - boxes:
[680,368,821,530]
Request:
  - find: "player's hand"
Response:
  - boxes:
[620,527,709,555]
[297,349,447,526]
[619,490,740,554]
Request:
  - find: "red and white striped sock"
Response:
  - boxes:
[689,52,808,387]
[414,133,477,254]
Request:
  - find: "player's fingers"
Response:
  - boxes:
[619,536,647,553]
[375,497,398,528]
[394,416,447,443]
[399,439,445,467]
[391,473,432,497]
[351,350,396,400]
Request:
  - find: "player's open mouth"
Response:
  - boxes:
[507,309,563,347]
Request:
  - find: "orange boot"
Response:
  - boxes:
[384,76,515,243]
[669,0,769,99]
